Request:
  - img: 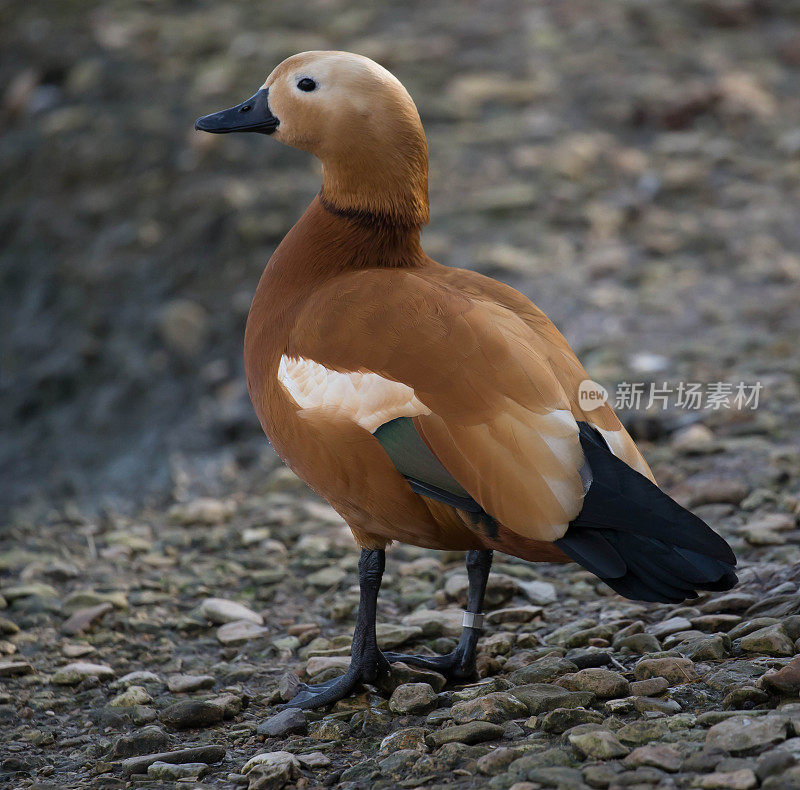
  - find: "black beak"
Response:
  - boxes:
[194,88,279,135]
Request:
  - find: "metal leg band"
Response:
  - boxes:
[462,611,485,630]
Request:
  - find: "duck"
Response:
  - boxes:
[195,51,737,710]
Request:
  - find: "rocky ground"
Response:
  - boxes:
[2,453,800,789]
[3,0,800,788]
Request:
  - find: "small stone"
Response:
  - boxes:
[381,661,447,692]
[762,656,800,695]
[160,699,225,730]
[615,633,662,653]
[503,683,594,715]
[706,714,789,754]
[148,761,208,780]
[722,686,770,709]
[61,602,113,635]
[540,707,604,733]
[305,566,346,588]
[518,579,557,604]
[167,673,216,693]
[634,696,682,714]
[257,708,307,737]
[109,686,153,707]
[308,719,350,740]
[623,744,682,772]
[700,593,757,613]
[201,597,263,625]
[701,768,758,789]
[112,670,161,689]
[568,728,629,759]
[508,656,578,685]
[634,657,699,684]
[242,751,300,789]
[560,668,630,698]
[158,298,209,357]
[168,497,235,525]
[683,633,731,661]
[476,746,523,775]
[0,582,59,601]
[375,623,423,649]
[739,624,795,657]
[52,661,115,685]
[389,682,438,714]
[121,745,226,776]
[379,727,428,752]
[400,608,463,638]
[630,678,669,696]
[648,617,693,638]
[756,750,796,781]
[217,620,270,644]
[425,721,505,747]
[691,614,742,632]
[450,691,528,724]
[107,725,170,760]
[485,606,543,626]
[0,660,34,677]
[298,752,331,769]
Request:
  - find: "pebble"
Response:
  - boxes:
[109,685,153,707]
[568,728,630,759]
[389,682,438,714]
[167,673,216,692]
[160,699,226,730]
[200,597,263,625]
[450,691,528,724]
[706,714,789,754]
[630,677,669,696]
[634,656,699,683]
[739,624,795,657]
[217,620,270,644]
[52,661,115,685]
[701,768,758,789]
[762,657,800,695]
[560,667,630,698]
[148,760,208,780]
[425,721,505,748]
[0,660,34,677]
[121,745,226,776]
[257,707,307,737]
[624,743,682,772]
[107,725,170,760]
[168,497,235,525]
[61,602,113,635]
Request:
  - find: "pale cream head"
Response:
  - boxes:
[262,51,429,225]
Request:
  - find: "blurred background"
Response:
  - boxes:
[2,0,800,519]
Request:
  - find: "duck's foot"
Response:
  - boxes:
[383,647,477,683]
[279,548,390,711]
[279,649,391,710]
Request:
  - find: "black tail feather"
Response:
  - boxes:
[556,423,738,604]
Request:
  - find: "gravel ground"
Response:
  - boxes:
[3,0,800,788]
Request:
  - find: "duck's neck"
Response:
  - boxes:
[249,196,427,339]
[318,126,430,228]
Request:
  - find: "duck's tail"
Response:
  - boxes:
[555,423,738,603]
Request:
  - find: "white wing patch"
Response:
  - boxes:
[278,354,430,433]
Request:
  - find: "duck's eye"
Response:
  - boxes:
[297,78,317,92]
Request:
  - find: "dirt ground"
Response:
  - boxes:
[2,0,800,788]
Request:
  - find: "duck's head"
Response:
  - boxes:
[195,51,429,226]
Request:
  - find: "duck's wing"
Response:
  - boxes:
[432,263,656,482]
[287,268,586,542]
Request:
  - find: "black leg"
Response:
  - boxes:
[385,549,493,682]
[280,548,390,710]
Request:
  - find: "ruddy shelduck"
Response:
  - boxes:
[195,51,737,709]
